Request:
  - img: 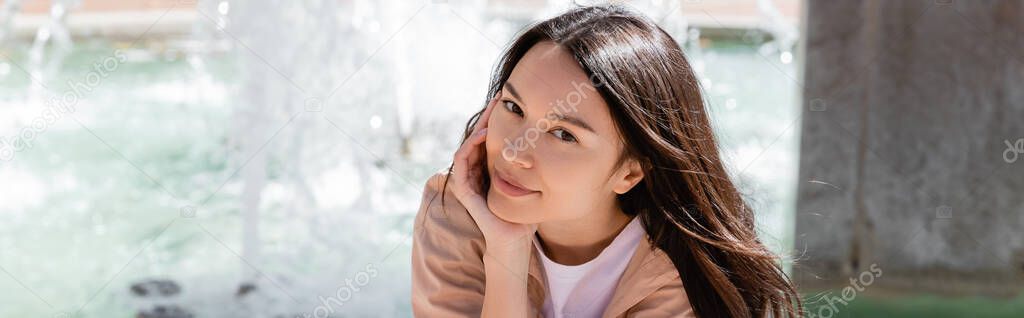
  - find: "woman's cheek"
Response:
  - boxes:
[484,124,505,158]
[536,143,575,166]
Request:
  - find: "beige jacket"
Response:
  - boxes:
[411,172,696,317]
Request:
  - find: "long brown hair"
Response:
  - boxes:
[442,5,802,317]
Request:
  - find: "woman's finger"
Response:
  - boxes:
[480,93,499,126]
[451,129,492,221]
[452,94,500,222]
[461,128,488,175]
[452,128,488,193]
[458,94,497,179]
[454,128,487,164]
[471,91,501,134]
[469,127,488,146]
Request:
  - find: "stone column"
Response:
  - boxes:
[795,0,1024,296]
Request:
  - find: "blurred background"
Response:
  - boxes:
[0,0,1019,317]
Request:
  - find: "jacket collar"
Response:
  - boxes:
[525,234,679,317]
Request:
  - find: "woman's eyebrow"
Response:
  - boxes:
[503,82,524,101]
[504,82,596,133]
[552,113,595,133]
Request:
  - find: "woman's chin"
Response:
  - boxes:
[486,192,537,224]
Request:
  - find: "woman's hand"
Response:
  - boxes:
[451,91,535,317]
[450,91,537,253]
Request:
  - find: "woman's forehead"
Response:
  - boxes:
[506,42,613,133]
[509,42,591,93]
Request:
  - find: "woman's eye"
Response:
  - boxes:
[500,100,575,144]
[551,128,577,143]
[503,101,523,116]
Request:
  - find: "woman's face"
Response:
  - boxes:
[485,41,644,224]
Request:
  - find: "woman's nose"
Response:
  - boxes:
[500,128,535,169]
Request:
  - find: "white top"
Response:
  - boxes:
[533,217,645,318]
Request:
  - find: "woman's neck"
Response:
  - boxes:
[535,208,633,266]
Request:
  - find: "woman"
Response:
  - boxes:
[411,5,802,318]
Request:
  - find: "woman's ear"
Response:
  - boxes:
[613,158,645,194]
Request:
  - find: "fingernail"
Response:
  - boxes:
[477,128,488,135]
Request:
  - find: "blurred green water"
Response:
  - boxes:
[802,292,1024,318]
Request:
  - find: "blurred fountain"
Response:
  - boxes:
[756,0,798,63]
[27,0,79,100]
[179,0,512,316]
[0,0,23,46]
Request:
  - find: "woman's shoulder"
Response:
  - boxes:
[611,238,695,316]
[413,170,484,244]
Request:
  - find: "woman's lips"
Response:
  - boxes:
[493,171,539,197]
